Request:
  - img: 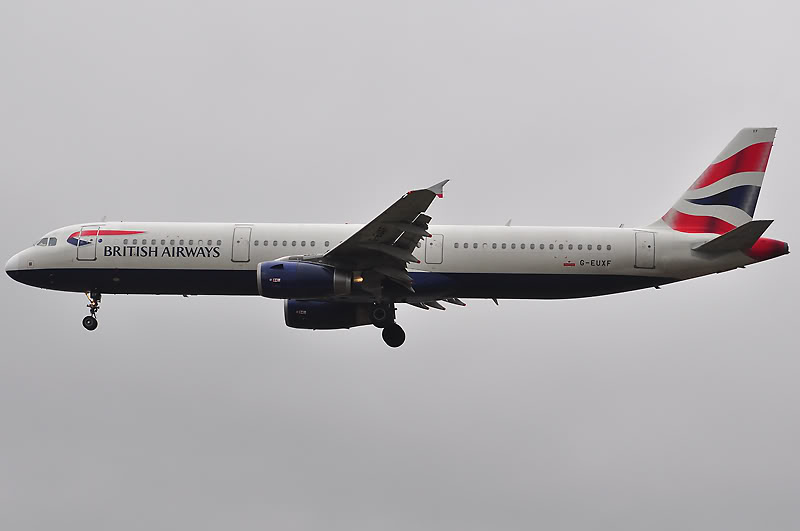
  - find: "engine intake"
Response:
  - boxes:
[284,300,371,330]
[257,261,351,299]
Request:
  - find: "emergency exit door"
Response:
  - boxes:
[231,226,252,262]
[635,231,655,269]
[425,234,444,264]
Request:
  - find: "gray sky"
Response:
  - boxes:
[1,1,798,529]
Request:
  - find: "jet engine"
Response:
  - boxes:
[257,261,351,299]
[284,299,371,330]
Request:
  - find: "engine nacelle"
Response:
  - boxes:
[284,300,371,330]
[257,261,351,299]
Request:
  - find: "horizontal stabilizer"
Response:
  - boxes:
[693,220,773,253]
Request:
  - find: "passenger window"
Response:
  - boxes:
[161,239,166,245]
[463,243,468,248]
[568,244,573,250]
[48,237,57,246]
[189,240,194,245]
[501,243,507,249]
[301,241,306,247]
[559,244,564,250]
[549,244,554,250]
[207,240,212,246]
[273,241,278,247]
[282,241,287,246]
[473,243,478,249]
[454,242,459,248]
[587,244,592,250]
[511,243,516,249]
[132,239,137,245]
[123,239,128,245]
[179,240,184,245]
[607,245,612,251]
[596,243,601,250]
[325,241,330,247]
[216,240,222,246]
[578,244,582,250]
[254,240,259,246]
[540,244,545,250]
[170,240,175,245]
[492,243,497,249]
[521,244,526,249]
[310,241,315,247]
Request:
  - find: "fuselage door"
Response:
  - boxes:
[634,231,655,269]
[425,234,444,265]
[231,226,252,262]
[76,226,100,261]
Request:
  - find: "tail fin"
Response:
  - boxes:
[652,128,776,234]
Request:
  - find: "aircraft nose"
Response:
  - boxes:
[6,253,19,277]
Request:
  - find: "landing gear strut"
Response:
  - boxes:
[82,291,101,331]
[369,303,396,328]
[371,303,405,347]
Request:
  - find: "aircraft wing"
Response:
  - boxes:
[320,180,448,290]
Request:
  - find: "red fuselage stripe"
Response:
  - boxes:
[68,230,145,239]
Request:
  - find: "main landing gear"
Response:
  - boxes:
[370,302,405,348]
[82,292,101,331]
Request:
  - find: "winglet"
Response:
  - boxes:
[427,179,450,198]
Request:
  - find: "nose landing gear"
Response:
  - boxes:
[82,292,101,331]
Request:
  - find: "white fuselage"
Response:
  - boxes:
[5,221,762,300]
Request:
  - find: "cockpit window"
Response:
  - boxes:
[48,237,57,246]
[36,238,48,246]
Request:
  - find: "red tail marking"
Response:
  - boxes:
[662,209,737,234]
[690,142,772,190]
[745,237,789,261]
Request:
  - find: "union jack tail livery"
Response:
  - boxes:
[655,127,776,234]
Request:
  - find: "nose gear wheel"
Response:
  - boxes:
[82,292,101,331]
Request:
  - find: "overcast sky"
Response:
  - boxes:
[1,1,799,530]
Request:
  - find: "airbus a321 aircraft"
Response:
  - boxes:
[6,128,789,347]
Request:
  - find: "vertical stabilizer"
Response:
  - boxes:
[652,128,776,234]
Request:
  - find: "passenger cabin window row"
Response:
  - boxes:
[120,238,223,246]
[453,242,612,251]
[254,240,331,248]
[111,237,337,248]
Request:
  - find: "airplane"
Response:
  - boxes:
[5,128,789,347]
